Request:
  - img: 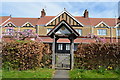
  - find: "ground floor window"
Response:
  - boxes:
[66,44,70,50]
[58,44,63,50]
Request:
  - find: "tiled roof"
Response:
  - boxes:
[75,16,91,26]
[2,17,39,26]
[37,16,55,25]
[36,16,117,27]
[0,16,118,27]
[40,37,96,43]
[75,16,116,27]
[89,18,116,27]
[0,16,10,25]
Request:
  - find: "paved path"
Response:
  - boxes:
[52,70,69,80]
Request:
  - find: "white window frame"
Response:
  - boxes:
[47,28,52,33]
[6,29,14,32]
[75,29,82,36]
[97,29,107,35]
[21,22,34,27]
[5,29,14,35]
[58,44,63,50]
[66,44,70,50]
[117,29,120,36]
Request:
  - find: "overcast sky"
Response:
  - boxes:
[0,1,119,18]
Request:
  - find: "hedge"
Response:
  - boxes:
[74,43,120,70]
[2,41,52,70]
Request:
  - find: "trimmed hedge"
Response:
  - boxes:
[74,43,120,70]
[2,41,51,70]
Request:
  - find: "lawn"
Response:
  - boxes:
[2,68,55,79]
[69,69,120,80]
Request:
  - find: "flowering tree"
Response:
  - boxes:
[85,33,106,43]
[2,27,43,42]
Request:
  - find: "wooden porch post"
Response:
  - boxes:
[70,39,74,69]
[52,35,56,69]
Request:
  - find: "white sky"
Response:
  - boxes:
[0,0,119,18]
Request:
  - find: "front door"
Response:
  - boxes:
[55,53,70,69]
[55,43,71,69]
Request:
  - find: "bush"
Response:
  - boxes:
[2,41,45,70]
[74,43,120,70]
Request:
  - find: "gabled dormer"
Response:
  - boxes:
[21,22,34,27]
[45,9,84,27]
[115,23,120,28]
[4,22,16,27]
[94,21,110,28]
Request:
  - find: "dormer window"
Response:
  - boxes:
[5,22,15,27]
[22,22,33,27]
[95,21,110,28]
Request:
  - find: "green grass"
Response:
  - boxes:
[0,69,2,80]
[2,68,55,78]
[70,69,120,80]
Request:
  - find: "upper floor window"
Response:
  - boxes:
[5,29,14,35]
[47,28,52,33]
[23,29,31,32]
[117,29,120,36]
[75,29,82,36]
[97,29,107,35]
[6,29,14,32]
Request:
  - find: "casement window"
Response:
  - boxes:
[66,44,70,50]
[75,29,82,36]
[97,29,107,35]
[5,29,14,35]
[47,28,52,33]
[58,44,63,50]
[117,29,120,36]
[6,29,14,32]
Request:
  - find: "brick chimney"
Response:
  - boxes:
[84,9,89,18]
[41,9,46,18]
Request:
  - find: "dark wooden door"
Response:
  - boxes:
[55,53,71,69]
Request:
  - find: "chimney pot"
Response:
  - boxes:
[41,9,46,18]
[84,9,89,18]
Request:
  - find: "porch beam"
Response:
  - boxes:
[70,39,74,69]
[52,35,56,69]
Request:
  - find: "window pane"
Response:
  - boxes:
[117,29,120,36]
[47,28,52,33]
[58,44,63,50]
[98,29,107,35]
[75,29,82,36]
[66,44,70,50]
[23,29,30,32]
